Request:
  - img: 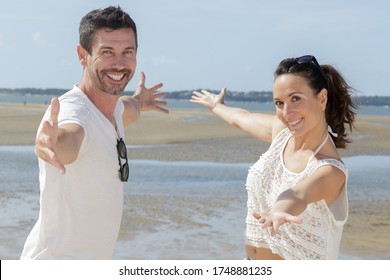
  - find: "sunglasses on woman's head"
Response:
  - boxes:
[282,55,329,89]
[117,138,129,182]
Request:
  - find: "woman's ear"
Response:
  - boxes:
[319,88,328,111]
[77,44,87,67]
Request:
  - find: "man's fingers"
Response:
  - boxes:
[35,145,52,162]
[138,71,146,87]
[152,91,165,99]
[40,120,52,135]
[137,71,164,94]
[155,100,168,107]
[51,158,66,174]
[35,145,66,174]
[154,106,170,114]
[50,98,60,127]
[36,115,66,174]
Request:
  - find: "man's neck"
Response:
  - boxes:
[78,82,120,126]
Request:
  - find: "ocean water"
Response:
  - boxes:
[1,146,389,198]
[0,145,389,259]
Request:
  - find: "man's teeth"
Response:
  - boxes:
[107,74,123,81]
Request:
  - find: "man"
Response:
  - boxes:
[21,6,168,259]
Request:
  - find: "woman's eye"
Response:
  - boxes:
[274,101,283,107]
[292,96,300,102]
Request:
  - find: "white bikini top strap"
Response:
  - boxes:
[308,134,329,162]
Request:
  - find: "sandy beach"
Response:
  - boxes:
[1,102,389,259]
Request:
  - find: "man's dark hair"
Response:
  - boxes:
[79,6,137,54]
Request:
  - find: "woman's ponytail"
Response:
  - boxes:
[322,65,357,148]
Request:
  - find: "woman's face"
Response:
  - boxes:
[273,73,327,136]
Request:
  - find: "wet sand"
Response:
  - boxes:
[1,102,389,259]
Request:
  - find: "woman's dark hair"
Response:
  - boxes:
[275,56,357,149]
[79,6,137,54]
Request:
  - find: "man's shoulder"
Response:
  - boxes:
[57,86,92,122]
[59,86,85,102]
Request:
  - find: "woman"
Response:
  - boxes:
[191,55,357,260]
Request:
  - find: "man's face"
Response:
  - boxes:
[84,28,137,96]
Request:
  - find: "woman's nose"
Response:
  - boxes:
[282,103,292,118]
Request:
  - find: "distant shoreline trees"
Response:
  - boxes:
[1,88,389,106]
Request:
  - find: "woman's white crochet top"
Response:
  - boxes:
[245,128,348,260]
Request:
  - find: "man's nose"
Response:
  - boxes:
[111,55,126,69]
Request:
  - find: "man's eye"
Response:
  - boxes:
[124,50,135,56]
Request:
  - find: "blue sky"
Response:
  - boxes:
[0,0,389,96]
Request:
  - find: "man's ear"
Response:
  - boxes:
[77,44,87,67]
